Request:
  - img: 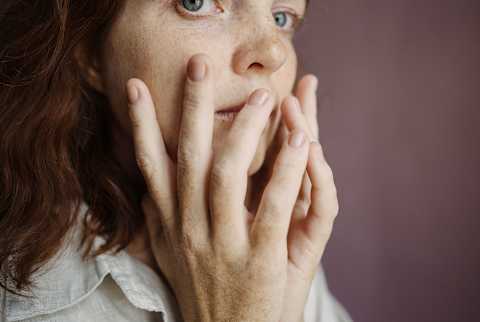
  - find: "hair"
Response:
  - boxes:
[0,0,312,294]
[0,0,147,294]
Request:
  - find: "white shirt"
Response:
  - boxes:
[1,201,353,322]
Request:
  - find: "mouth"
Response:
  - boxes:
[215,101,246,122]
[215,101,278,122]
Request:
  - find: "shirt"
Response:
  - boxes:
[1,201,353,322]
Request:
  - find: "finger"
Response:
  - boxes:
[177,53,215,233]
[294,74,319,141]
[261,116,288,182]
[276,114,289,144]
[142,194,175,283]
[281,96,315,142]
[142,194,166,252]
[303,141,339,259]
[281,96,314,220]
[127,78,177,232]
[251,128,310,249]
[210,89,275,246]
[291,172,311,221]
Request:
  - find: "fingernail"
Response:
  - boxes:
[188,56,206,82]
[127,82,139,105]
[289,130,306,148]
[248,89,269,106]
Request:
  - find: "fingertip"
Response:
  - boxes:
[187,53,212,82]
[127,78,153,104]
[126,78,140,105]
[305,74,318,90]
[247,88,270,106]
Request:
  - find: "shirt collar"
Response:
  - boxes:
[4,200,181,322]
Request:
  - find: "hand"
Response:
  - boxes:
[252,75,339,322]
[127,53,313,322]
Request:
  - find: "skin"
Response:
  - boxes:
[81,0,306,179]
[75,0,339,321]
[127,56,339,322]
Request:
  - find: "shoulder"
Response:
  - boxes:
[1,201,181,322]
[2,201,103,321]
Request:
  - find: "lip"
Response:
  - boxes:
[214,88,274,121]
[215,101,247,114]
[214,100,247,122]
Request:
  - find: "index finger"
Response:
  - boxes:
[127,78,177,232]
[176,53,215,233]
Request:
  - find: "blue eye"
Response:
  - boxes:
[273,10,300,31]
[182,0,203,12]
[177,0,222,17]
[274,12,288,28]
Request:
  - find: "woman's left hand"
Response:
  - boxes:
[251,74,339,322]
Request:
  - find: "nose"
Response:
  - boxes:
[232,25,288,78]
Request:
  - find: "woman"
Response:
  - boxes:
[0,0,353,321]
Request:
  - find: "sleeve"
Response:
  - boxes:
[303,265,354,322]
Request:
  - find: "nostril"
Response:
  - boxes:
[248,62,263,70]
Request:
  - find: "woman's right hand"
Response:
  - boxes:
[127,53,314,322]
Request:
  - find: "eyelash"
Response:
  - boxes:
[174,0,304,32]
[174,0,224,19]
[273,9,303,32]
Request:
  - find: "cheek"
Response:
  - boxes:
[100,5,298,165]
[274,45,298,101]
[101,23,216,161]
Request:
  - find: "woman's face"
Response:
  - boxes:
[94,0,307,175]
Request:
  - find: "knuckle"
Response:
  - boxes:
[249,248,285,281]
[277,154,304,174]
[178,224,205,256]
[270,173,299,198]
[331,200,340,219]
[319,161,334,181]
[211,239,244,263]
[177,144,196,169]
[261,194,284,218]
[232,112,255,134]
[311,217,333,246]
[323,220,335,239]
[331,182,338,196]
[251,223,275,246]
[136,152,156,177]
[294,200,309,216]
[210,157,234,189]
[183,86,202,110]
[302,237,320,266]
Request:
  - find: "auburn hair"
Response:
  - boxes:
[0,0,312,294]
[0,0,147,294]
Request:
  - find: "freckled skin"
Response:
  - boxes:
[77,3,332,321]
[84,0,306,184]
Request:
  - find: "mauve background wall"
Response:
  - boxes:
[293,1,480,321]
